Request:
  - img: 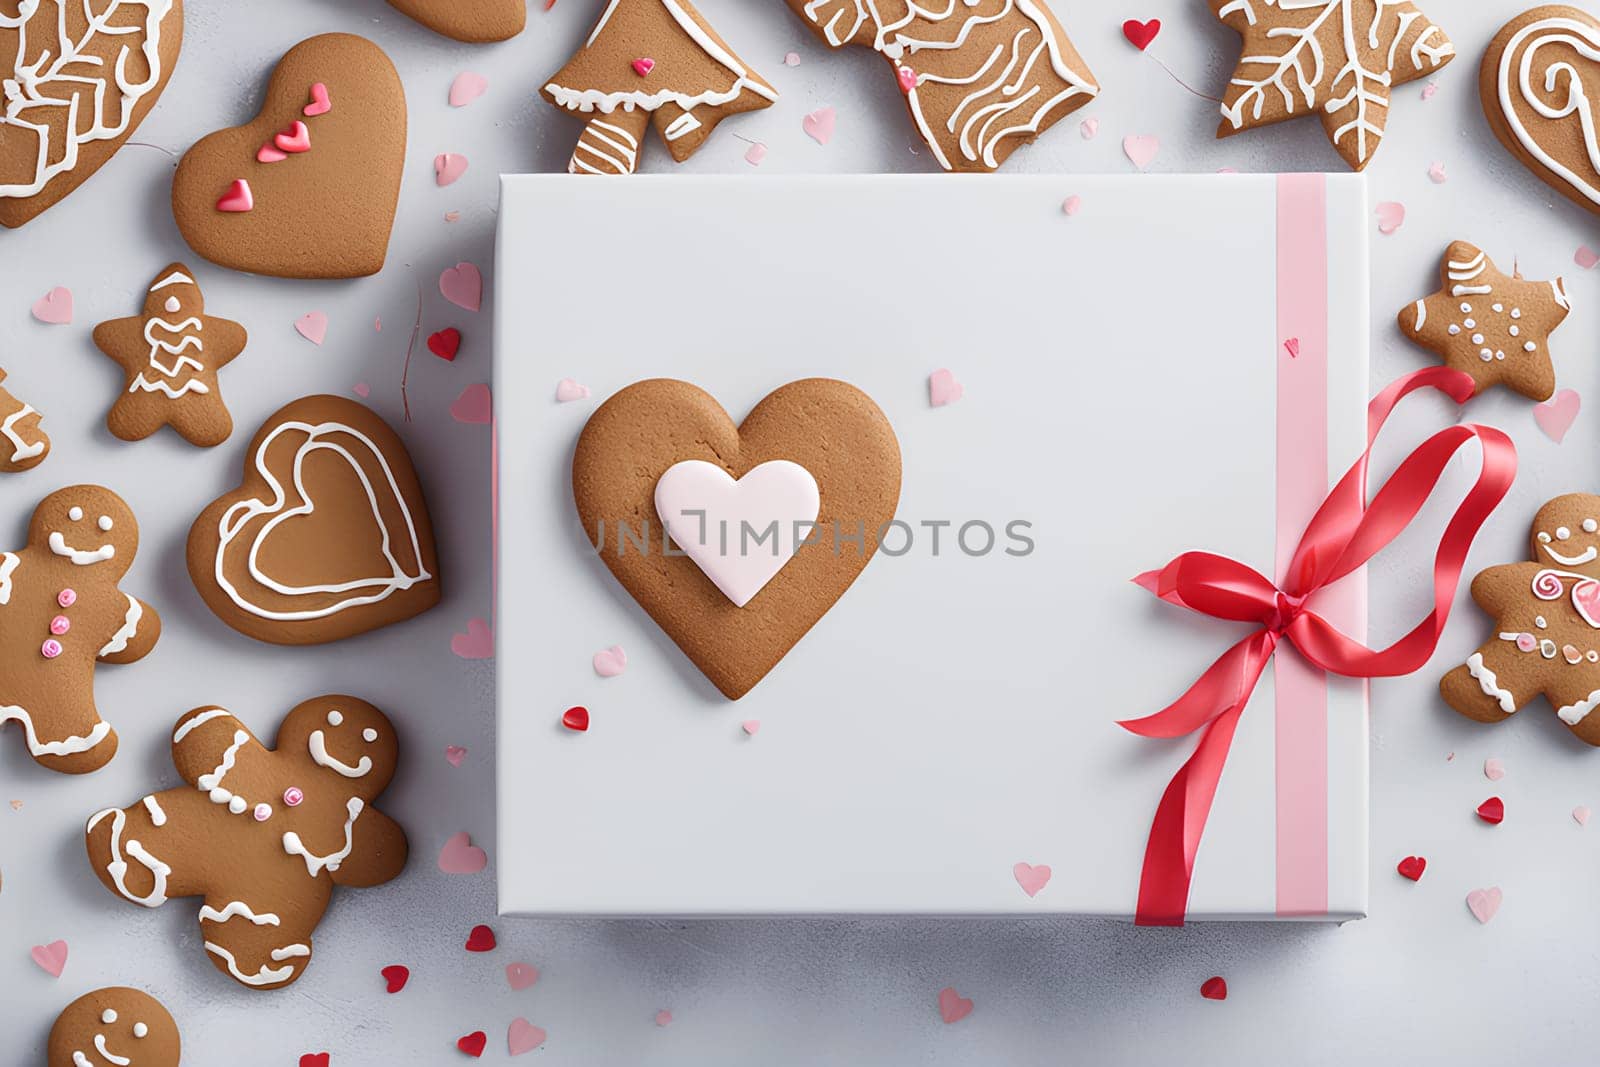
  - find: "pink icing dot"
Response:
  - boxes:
[49,615,70,636]
[57,589,76,608]
[283,787,304,807]
[253,803,273,822]
[41,639,62,659]
[1517,633,1537,652]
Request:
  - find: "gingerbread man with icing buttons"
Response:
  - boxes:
[0,486,161,774]
[85,695,407,990]
[1441,494,1600,744]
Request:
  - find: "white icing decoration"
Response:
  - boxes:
[308,730,372,778]
[1497,15,1600,208]
[1411,299,1426,330]
[1,704,111,756]
[282,796,363,877]
[98,594,143,656]
[1,404,44,462]
[1559,690,1600,725]
[663,111,702,140]
[164,295,180,312]
[197,729,251,813]
[149,270,193,290]
[362,727,378,742]
[1544,543,1598,566]
[98,515,113,531]
[0,551,17,604]
[1467,652,1516,713]
[203,941,302,987]
[142,795,166,826]
[49,530,115,565]
[89,807,171,907]
[327,710,343,726]
[199,900,282,926]
[129,313,207,396]
[101,1010,117,1024]
[133,1023,147,1039]
[93,1035,130,1066]
[173,707,231,743]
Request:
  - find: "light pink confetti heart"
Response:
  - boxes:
[555,378,591,403]
[1427,161,1447,184]
[803,107,836,145]
[929,368,964,407]
[374,317,382,332]
[745,142,768,166]
[1122,134,1159,170]
[435,153,469,187]
[30,286,72,325]
[451,618,493,660]
[451,383,493,424]
[1466,886,1502,924]
[937,987,974,1024]
[444,211,461,223]
[507,1019,547,1056]
[742,719,761,736]
[1061,195,1081,216]
[1577,246,1599,269]
[1575,805,1591,826]
[1422,80,1439,100]
[506,962,540,991]
[353,382,371,398]
[1080,117,1098,139]
[438,831,488,874]
[593,645,627,677]
[1484,757,1506,781]
[1375,201,1405,235]
[30,940,67,977]
[655,1010,673,1027]
[449,71,489,107]
[445,745,467,767]
[294,311,328,345]
[784,52,800,66]
[1535,389,1581,443]
[440,262,483,312]
[1012,862,1051,898]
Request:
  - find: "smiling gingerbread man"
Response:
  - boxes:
[86,695,408,990]
[1441,493,1600,743]
[0,486,161,774]
[48,987,180,1067]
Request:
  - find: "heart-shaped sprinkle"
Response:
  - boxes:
[1484,757,1506,781]
[745,142,768,166]
[445,745,467,767]
[897,65,917,93]
[428,328,462,362]
[741,719,761,736]
[1012,862,1052,898]
[450,71,489,107]
[1535,389,1581,443]
[562,706,590,732]
[785,52,800,66]
[929,368,964,407]
[555,378,591,403]
[257,143,289,163]
[1200,976,1228,1000]
[300,1055,330,1067]
[216,179,254,213]
[457,1031,487,1057]
[294,311,328,345]
[381,964,409,993]
[936,986,973,1024]
[30,286,72,325]
[1466,886,1502,924]
[1284,337,1301,358]
[435,153,469,187]
[1061,194,1081,216]
[1122,18,1161,51]
[1578,245,1600,270]
[438,831,489,874]
[1122,134,1160,170]
[1427,160,1448,184]
[655,1010,673,1027]
[1396,856,1426,882]
[1421,80,1439,100]
[1477,796,1505,824]
[1080,116,1098,139]
[632,57,656,77]
[507,1019,547,1056]
[451,618,492,659]
[593,645,627,677]
[1375,201,1405,235]
[275,120,312,153]
[303,82,332,117]
[506,962,540,991]
[1576,805,1592,826]
[465,924,496,952]
[30,940,67,977]
[803,107,836,146]
[440,262,483,312]
[451,384,493,424]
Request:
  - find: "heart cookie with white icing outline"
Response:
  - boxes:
[186,394,441,645]
[572,378,901,699]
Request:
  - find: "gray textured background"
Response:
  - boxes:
[5,0,1600,1063]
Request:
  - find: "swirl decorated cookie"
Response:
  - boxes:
[0,0,184,227]
[0,368,49,472]
[186,395,440,645]
[48,987,179,1067]
[85,696,408,990]
[387,0,525,42]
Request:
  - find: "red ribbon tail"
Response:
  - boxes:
[1119,632,1274,739]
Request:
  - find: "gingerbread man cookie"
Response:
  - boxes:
[86,696,408,991]
[1442,494,1600,745]
[48,987,180,1067]
[1398,241,1570,401]
[0,367,49,472]
[93,263,247,447]
[543,0,776,174]
[787,0,1098,172]
[387,0,525,42]
[1,486,161,774]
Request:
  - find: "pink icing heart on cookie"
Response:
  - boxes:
[216,179,254,213]
[275,120,312,153]
[631,57,655,77]
[303,82,332,116]
[257,144,289,163]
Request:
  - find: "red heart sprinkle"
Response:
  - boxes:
[562,706,590,732]
[1396,856,1426,882]
[428,328,462,361]
[300,1056,330,1067]
[465,924,496,952]
[457,1031,488,1057]
[1122,18,1161,51]
[381,964,410,993]
[632,57,655,77]
[1199,976,1227,1001]
[1284,337,1300,358]
[1477,796,1505,825]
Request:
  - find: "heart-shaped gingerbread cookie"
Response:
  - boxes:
[1482,6,1600,218]
[0,0,184,228]
[387,0,525,42]
[573,379,901,699]
[171,33,405,278]
[187,394,441,645]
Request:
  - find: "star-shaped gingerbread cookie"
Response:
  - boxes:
[1398,241,1569,401]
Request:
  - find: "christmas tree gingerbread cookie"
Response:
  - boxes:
[1442,494,1600,744]
[1,486,162,774]
[542,0,776,174]
[85,696,408,990]
[0,368,49,472]
[93,263,247,447]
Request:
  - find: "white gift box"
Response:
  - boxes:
[495,174,1370,920]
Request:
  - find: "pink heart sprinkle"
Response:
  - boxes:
[784,52,800,67]
[1080,117,1099,140]
[303,82,332,117]
[353,382,371,398]
[803,107,836,146]
[452,618,493,660]
[1427,161,1447,184]
[445,211,462,223]
[507,1019,547,1056]
[1421,81,1439,100]
[1466,886,1502,924]
[745,142,768,167]
[274,120,311,153]
[1284,337,1300,358]
[435,153,469,187]
[631,57,655,77]
[506,962,540,991]
[1484,757,1506,782]
[1012,862,1052,898]
[1576,246,1599,270]
[438,831,488,875]
[555,378,591,403]
[450,71,489,107]
[937,986,974,1024]
[929,368,964,407]
[1061,195,1081,216]
[742,719,761,736]
[451,383,493,424]
[592,645,627,677]
[445,745,467,768]
[1122,134,1160,170]
[257,143,289,163]
[30,286,72,325]
[655,1010,673,1027]
[1535,389,1581,443]
[1375,201,1405,235]
[440,261,483,312]
[30,940,67,978]
[216,178,254,212]
[294,311,328,346]
[1575,805,1591,827]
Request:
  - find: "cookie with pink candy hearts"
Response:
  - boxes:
[85,696,408,990]
[387,0,525,42]
[1442,494,1600,745]
[48,986,180,1067]
[0,485,161,774]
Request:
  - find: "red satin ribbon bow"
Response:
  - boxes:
[1121,367,1517,926]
